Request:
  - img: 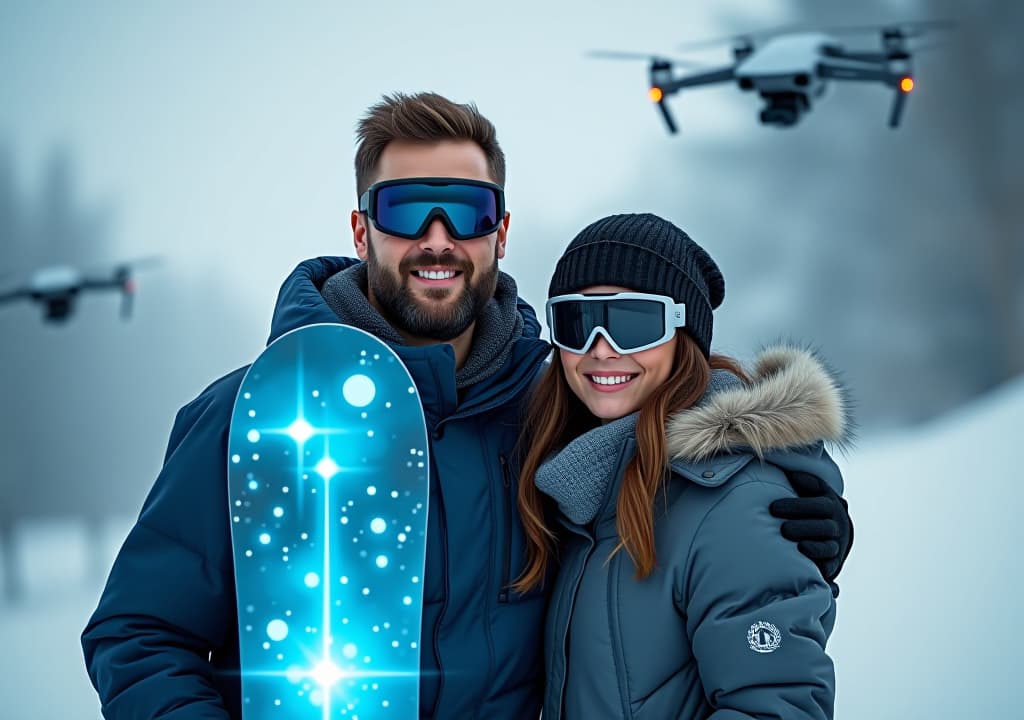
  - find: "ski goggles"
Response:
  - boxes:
[546,292,687,354]
[358,177,505,240]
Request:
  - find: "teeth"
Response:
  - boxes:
[414,270,456,280]
[590,375,634,386]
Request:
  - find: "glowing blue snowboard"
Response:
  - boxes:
[228,323,428,719]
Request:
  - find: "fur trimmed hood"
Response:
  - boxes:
[667,345,853,462]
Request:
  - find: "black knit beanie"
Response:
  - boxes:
[548,213,724,357]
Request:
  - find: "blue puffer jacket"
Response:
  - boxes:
[82,257,552,719]
[543,347,850,720]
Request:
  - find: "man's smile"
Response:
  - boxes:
[410,267,463,286]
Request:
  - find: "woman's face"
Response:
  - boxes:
[558,285,678,422]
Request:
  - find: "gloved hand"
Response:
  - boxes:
[769,470,853,597]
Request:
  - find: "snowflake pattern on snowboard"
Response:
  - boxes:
[228,323,429,719]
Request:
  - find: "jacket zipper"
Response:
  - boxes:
[429,466,450,718]
[430,341,550,436]
[555,530,596,719]
[498,454,513,603]
[553,442,631,718]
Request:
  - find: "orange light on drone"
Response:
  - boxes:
[649,86,664,103]
[899,77,914,93]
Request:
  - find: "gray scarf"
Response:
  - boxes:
[535,369,742,525]
[535,412,639,525]
[320,263,524,389]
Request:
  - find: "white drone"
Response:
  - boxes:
[591,20,952,133]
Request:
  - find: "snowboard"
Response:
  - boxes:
[228,323,429,719]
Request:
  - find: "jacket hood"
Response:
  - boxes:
[268,256,360,344]
[667,345,853,462]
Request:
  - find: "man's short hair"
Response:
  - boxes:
[354,92,506,196]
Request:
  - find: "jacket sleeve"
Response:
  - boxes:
[82,382,240,719]
[679,472,837,720]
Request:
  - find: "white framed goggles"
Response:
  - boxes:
[545,292,687,354]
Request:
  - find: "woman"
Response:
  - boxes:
[515,213,849,719]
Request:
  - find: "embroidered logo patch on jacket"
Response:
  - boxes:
[747,621,782,653]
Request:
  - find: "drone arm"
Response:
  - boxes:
[79,277,121,291]
[818,60,912,128]
[817,60,896,83]
[649,66,734,134]
[656,101,678,134]
[79,278,133,318]
[0,288,30,304]
[888,90,909,128]
[658,66,736,94]
[821,47,894,64]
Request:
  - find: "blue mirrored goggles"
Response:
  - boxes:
[546,292,687,354]
[358,177,505,240]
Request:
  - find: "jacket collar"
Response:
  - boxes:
[264,256,550,418]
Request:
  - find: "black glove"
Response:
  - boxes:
[769,470,853,597]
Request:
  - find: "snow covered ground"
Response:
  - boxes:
[2,376,1022,719]
[1,516,134,720]
[829,374,1023,718]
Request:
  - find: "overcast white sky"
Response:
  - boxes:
[0,0,794,318]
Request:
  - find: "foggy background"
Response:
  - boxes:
[1,0,1021,718]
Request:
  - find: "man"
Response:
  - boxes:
[82,92,852,719]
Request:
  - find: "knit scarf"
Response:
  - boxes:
[320,263,525,389]
[535,369,741,525]
[534,412,638,526]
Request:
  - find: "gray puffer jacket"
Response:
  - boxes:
[541,346,850,720]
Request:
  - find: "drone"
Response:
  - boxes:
[591,21,952,133]
[0,258,160,323]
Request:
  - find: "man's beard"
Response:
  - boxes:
[366,237,499,342]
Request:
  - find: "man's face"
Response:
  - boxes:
[352,140,509,342]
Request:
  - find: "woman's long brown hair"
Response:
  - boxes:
[512,334,747,592]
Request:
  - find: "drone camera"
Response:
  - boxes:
[738,77,755,91]
[759,92,809,127]
[45,298,73,321]
[794,73,811,87]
